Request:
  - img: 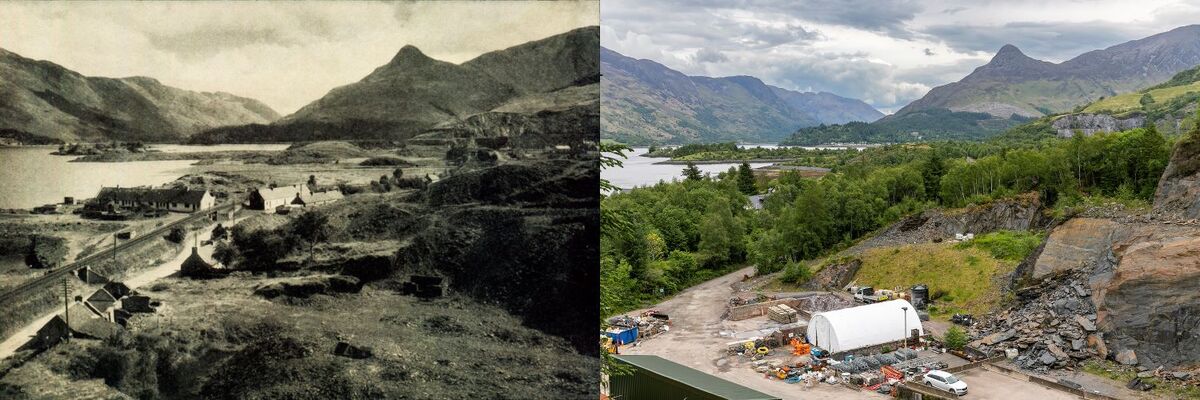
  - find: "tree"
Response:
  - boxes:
[211,224,228,241]
[166,227,186,244]
[1140,93,1155,107]
[944,326,968,350]
[682,162,703,181]
[291,211,331,262]
[736,162,757,195]
[392,167,404,181]
[307,175,317,187]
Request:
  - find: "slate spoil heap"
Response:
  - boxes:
[969,271,1102,373]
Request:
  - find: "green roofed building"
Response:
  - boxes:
[610,355,782,400]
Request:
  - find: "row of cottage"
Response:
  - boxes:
[93,184,342,214]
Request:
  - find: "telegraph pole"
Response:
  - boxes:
[62,277,70,342]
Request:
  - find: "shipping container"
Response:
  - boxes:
[604,326,638,345]
[610,355,781,400]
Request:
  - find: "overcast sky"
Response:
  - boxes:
[0,1,598,115]
[601,0,1200,113]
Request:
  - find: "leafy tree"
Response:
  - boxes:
[307,174,317,187]
[291,211,331,262]
[682,162,703,181]
[944,326,968,350]
[1140,93,1155,107]
[736,162,757,195]
[211,223,228,241]
[645,230,667,261]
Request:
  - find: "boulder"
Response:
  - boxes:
[1074,315,1097,332]
[1088,334,1109,359]
[1116,349,1138,365]
[1047,343,1068,359]
[1039,352,1058,365]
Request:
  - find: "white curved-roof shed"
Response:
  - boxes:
[806,299,923,354]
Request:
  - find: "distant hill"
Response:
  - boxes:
[0,48,279,143]
[192,26,600,144]
[788,25,1200,145]
[600,47,880,145]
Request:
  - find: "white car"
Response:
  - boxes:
[923,370,968,395]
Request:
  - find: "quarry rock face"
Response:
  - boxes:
[1154,133,1200,218]
[1030,218,1122,280]
[848,194,1048,253]
[1099,234,1200,367]
[1053,114,1144,138]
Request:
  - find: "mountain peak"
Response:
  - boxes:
[992,44,1030,62]
[387,45,433,67]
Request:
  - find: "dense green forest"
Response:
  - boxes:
[781,109,1032,145]
[602,124,1177,317]
[644,142,865,166]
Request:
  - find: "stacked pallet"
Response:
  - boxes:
[768,304,798,324]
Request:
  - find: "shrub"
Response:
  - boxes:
[944,326,968,350]
[780,262,813,284]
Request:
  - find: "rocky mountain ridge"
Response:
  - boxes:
[194,26,600,143]
[600,46,882,144]
[899,25,1200,119]
[0,47,280,143]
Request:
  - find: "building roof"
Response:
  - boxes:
[181,247,213,273]
[296,190,344,204]
[613,355,782,400]
[87,288,116,304]
[806,299,923,354]
[96,187,209,205]
[256,185,311,202]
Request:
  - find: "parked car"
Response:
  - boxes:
[923,370,968,395]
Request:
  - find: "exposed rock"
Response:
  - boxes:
[1030,218,1121,279]
[1074,314,1097,332]
[254,275,363,299]
[1088,334,1109,359]
[1097,233,1200,367]
[1116,349,1138,365]
[1154,129,1200,218]
[847,194,1048,255]
[1053,114,1144,138]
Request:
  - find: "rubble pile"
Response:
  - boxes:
[969,272,1102,373]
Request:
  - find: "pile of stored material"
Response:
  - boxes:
[606,310,670,342]
[768,304,798,323]
[968,271,1100,372]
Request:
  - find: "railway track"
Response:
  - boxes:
[0,203,235,304]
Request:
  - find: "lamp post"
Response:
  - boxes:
[901,306,909,349]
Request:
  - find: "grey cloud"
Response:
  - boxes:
[921,21,1145,61]
[145,26,306,60]
[772,0,921,37]
[923,48,935,56]
[694,48,728,63]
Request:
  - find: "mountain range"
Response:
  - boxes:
[600,47,882,145]
[192,26,600,144]
[0,48,279,143]
[787,24,1200,145]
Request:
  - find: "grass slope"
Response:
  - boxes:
[1083,80,1200,114]
[852,242,1018,316]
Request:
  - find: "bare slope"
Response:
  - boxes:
[0,48,279,143]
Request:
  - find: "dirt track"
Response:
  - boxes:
[623,266,879,400]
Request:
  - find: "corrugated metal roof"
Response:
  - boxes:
[614,355,781,400]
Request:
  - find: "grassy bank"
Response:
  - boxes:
[852,242,1018,316]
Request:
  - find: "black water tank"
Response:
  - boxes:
[911,284,929,310]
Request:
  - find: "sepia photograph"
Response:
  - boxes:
[0,1,599,399]
[599,0,1200,399]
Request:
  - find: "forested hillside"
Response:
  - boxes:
[602,122,1177,315]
